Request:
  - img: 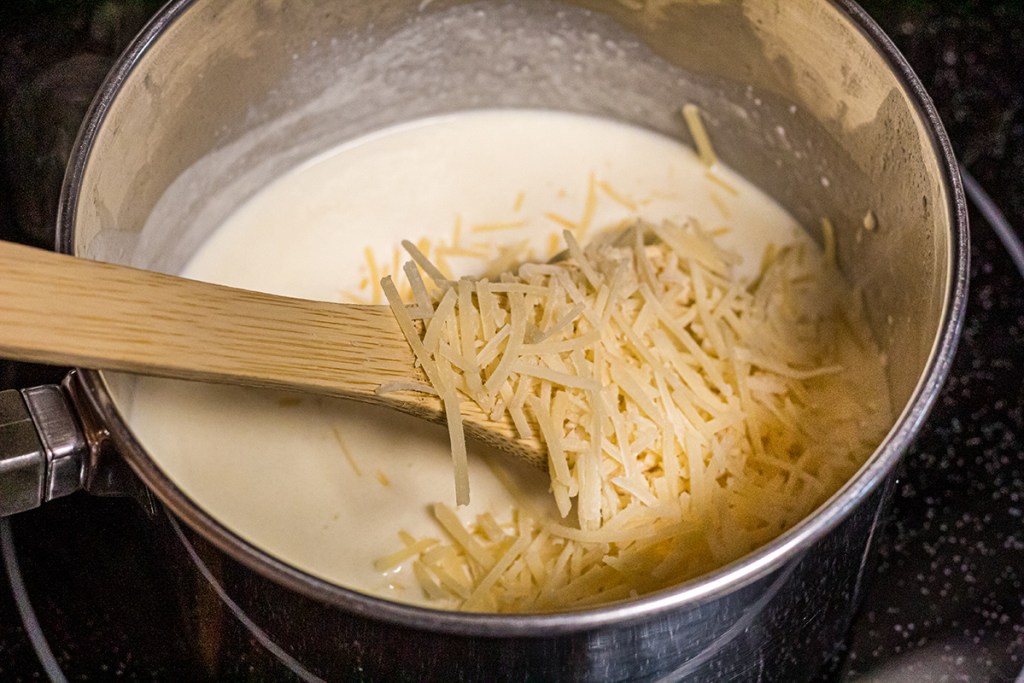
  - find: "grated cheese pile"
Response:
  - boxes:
[378,218,891,612]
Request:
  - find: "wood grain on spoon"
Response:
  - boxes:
[0,240,543,466]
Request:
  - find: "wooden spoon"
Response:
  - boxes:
[0,240,545,467]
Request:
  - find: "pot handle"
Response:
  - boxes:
[0,371,157,517]
[0,383,87,516]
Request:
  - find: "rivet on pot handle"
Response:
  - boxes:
[0,385,87,516]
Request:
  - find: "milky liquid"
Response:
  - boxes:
[128,110,809,607]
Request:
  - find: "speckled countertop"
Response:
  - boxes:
[0,1,1022,680]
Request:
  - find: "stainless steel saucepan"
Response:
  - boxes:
[0,0,968,680]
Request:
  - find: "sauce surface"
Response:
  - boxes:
[129,110,810,607]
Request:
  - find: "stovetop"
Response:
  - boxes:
[1,1,1023,680]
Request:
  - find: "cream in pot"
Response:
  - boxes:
[126,109,871,609]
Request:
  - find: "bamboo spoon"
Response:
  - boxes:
[0,240,545,467]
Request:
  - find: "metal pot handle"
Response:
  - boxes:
[0,371,156,517]
[0,383,87,516]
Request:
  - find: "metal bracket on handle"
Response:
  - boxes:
[0,385,87,517]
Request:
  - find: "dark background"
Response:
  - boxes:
[1,0,1022,679]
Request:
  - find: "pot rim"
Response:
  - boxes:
[56,0,969,637]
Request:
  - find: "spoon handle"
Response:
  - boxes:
[0,240,419,398]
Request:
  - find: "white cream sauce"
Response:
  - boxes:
[128,109,808,607]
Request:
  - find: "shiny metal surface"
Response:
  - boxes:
[0,390,47,516]
[21,385,87,502]
[59,371,157,512]
[52,0,968,679]
[0,386,89,516]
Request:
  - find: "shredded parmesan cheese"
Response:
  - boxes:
[683,103,717,168]
[864,210,878,232]
[378,217,890,612]
[821,217,837,267]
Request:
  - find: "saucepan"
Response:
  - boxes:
[0,0,967,679]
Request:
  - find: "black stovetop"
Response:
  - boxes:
[1,1,1023,680]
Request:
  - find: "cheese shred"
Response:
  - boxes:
[683,104,718,168]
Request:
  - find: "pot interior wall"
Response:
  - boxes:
[73,0,950,555]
